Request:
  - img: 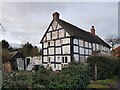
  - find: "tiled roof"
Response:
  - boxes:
[57,19,111,48]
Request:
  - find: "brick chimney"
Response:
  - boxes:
[53,12,60,20]
[91,26,95,35]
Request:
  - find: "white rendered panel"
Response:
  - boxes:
[55,39,61,46]
[61,38,70,44]
[62,45,70,54]
[59,29,64,38]
[52,31,58,39]
[43,57,48,62]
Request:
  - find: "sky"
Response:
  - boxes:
[0,2,118,48]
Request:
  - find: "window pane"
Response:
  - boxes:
[74,46,78,53]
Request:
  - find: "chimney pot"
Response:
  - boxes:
[53,12,60,20]
[91,26,95,35]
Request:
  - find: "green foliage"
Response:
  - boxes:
[21,42,40,57]
[116,58,120,77]
[0,40,10,49]
[87,56,117,80]
[2,63,90,89]
[87,84,109,88]
[33,62,90,88]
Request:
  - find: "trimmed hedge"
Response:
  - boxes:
[87,56,117,80]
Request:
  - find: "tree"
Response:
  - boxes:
[30,46,39,56]
[21,42,33,57]
[0,40,10,49]
[105,35,120,50]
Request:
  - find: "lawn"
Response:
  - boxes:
[87,76,118,89]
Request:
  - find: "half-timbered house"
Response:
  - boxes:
[40,12,111,71]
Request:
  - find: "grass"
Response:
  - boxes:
[87,84,110,88]
[87,76,118,89]
[96,76,117,85]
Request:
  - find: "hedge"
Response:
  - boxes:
[32,62,90,88]
[87,56,117,80]
[3,62,90,89]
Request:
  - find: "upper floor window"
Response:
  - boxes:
[79,40,84,46]
[73,39,79,45]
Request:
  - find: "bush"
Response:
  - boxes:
[33,62,90,88]
[116,58,120,77]
[87,56,117,80]
[3,62,90,89]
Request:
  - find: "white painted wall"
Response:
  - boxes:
[61,38,70,44]
[55,39,61,46]
[59,29,64,38]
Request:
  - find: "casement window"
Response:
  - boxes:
[85,41,88,47]
[85,49,89,55]
[48,48,54,55]
[79,40,84,46]
[50,41,54,46]
[93,43,96,51]
[47,33,51,40]
[43,57,47,62]
[89,42,92,48]
[74,54,79,62]
[43,49,47,55]
[56,47,61,54]
[96,44,99,50]
[80,47,84,54]
[73,39,79,45]
[74,46,79,53]
[62,57,68,63]
[43,42,48,48]
[88,49,92,55]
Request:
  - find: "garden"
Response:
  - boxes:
[2,56,120,89]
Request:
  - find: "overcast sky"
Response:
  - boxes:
[0,2,118,48]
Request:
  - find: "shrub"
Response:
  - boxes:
[33,62,90,88]
[87,56,117,80]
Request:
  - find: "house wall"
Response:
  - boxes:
[42,20,71,71]
[41,20,110,71]
[73,38,110,62]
